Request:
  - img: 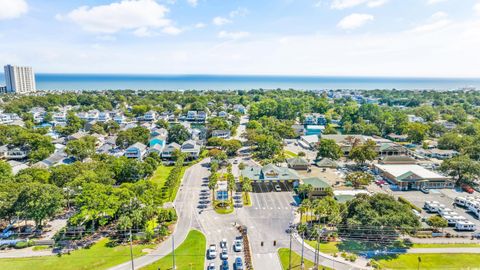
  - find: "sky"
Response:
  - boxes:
[0,0,480,77]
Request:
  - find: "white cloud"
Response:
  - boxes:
[330,0,387,9]
[427,0,447,5]
[475,2,480,15]
[194,22,206,28]
[0,0,28,20]
[229,7,249,18]
[59,0,174,35]
[187,0,198,7]
[337,13,374,30]
[213,16,232,26]
[218,31,250,40]
[410,12,452,33]
[162,26,182,35]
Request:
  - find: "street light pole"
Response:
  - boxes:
[129,229,134,270]
[172,235,176,269]
[288,229,292,270]
[301,231,305,269]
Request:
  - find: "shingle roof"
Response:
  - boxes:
[286,157,309,166]
[315,158,338,168]
[302,177,330,188]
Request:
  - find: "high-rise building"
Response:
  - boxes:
[4,65,36,94]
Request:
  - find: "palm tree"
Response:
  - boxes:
[241,177,252,204]
[297,204,308,225]
[227,172,236,199]
[301,199,312,224]
[298,184,313,200]
[208,172,218,202]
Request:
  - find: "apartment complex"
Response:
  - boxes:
[3,65,36,94]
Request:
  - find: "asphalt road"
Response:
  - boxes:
[108,159,207,270]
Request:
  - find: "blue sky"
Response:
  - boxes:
[0,0,480,77]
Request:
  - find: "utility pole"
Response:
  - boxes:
[315,231,320,269]
[288,229,292,270]
[172,234,176,269]
[129,229,134,270]
[300,231,305,269]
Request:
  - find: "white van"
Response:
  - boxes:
[438,207,454,216]
[444,215,467,226]
[425,203,445,213]
[454,197,467,207]
[424,201,439,209]
[455,221,476,231]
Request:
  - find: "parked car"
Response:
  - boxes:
[208,244,217,259]
[221,248,228,260]
[274,184,282,192]
[234,257,244,270]
[221,260,229,270]
[207,262,215,270]
[462,184,475,194]
[233,240,243,252]
[220,239,227,248]
[420,186,430,194]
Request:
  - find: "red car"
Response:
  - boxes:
[462,184,474,194]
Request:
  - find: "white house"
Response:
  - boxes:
[124,142,147,160]
[181,140,201,159]
[144,110,157,121]
[298,135,319,149]
[29,107,46,123]
[211,130,231,139]
[113,113,126,124]
[98,112,111,122]
[162,142,181,159]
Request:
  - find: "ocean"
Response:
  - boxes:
[1,73,479,91]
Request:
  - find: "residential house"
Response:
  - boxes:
[298,135,319,149]
[77,110,99,122]
[98,112,111,122]
[53,111,67,122]
[233,104,246,114]
[148,144,164,156]
[291,124,306,137]
[186,111,197,121]
[218,111,228,118]
[162,142,181,159]
[181,140,201,159]
[302,177,331,199]
[407,115,425,123]
[29,107,46,123]
[124,142,147,160]
[5,147,28,160]
[387,133,409,142]
[211,130,231,139]
[417,148,459,160]
[68,131,88,141]
[144,110,157,121]
[315,158,338,168]
[113,113,126,124]
[373,164,453,190]
[286,157,310,170]
[151,127,168,138]
[304,113,327,126]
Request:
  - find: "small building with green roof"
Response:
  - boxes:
[301,176,332,199]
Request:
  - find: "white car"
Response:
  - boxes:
[207,262,215,270]
[220,247,228,260]
[274,184,282,192]
[208,244,217,259]
[220,238,227,249]
[233,240,243,252]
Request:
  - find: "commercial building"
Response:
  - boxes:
[241,164,300,184]
[4,65,36,94]
[302,177,331,199]
[373,164,453,190]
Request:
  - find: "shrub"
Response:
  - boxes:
[398,196,422,213]
[14,241,28,249]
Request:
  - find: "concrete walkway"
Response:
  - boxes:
[407,247,480,254]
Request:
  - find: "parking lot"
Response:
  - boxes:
[251,181,293,193]
[390,188,480,235]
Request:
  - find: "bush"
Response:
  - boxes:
[14,241,28,249]
[398,196,422,213]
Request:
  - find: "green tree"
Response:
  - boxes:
[14,183,64,228]
[227,172,236,198]
[0,160,13,183]
[223,139,242,156]
[65,135,97,161]
[116,127,149,149]
[427,215,448,232]
[349,139,378,165]
[345,172,374,189]
[167,124,190,144]
[440,155,480,185]
[317,139,342,160]
[15,167,50,183]
[406,122,429,144]
[208,172,218,202]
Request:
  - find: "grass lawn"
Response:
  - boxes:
[376,253,480,269]
[149,165,174,186]
[284,150,298,158]
[306,241,339,255]
[411,243,480,248]
[168,166,187,202]
[0,238,155,270]
[278,248,333,270]
[141,230,206,270]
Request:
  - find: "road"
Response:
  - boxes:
[108,159,207,270]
